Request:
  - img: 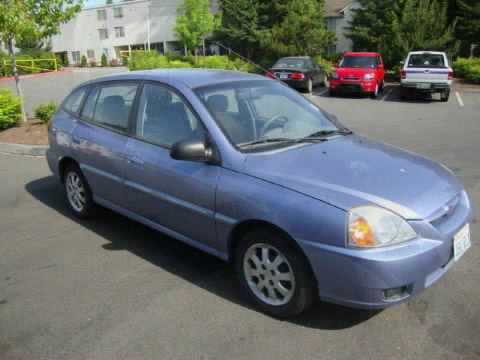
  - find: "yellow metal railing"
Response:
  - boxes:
[2,58,58,75]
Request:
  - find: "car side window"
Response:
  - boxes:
[135,83,206,147]
[63,87,88,115]
[80,83,138,133]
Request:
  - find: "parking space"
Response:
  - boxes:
[1,79,480,360]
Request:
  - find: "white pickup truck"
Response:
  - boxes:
[400,51,453,101]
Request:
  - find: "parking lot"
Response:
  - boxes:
[1,77,479,360]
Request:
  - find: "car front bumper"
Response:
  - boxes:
[299,191,474,309]
[330,79,377,93]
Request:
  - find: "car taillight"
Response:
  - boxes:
[400,70,406,79]
[289,72,305,80]
[265,71,276,79]
[448,70,454,80]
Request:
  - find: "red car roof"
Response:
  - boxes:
[343,52,381,57]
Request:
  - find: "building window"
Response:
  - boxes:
[114,26,125,38]
[87,49,95,59]
[98,28,108,40]
[113,7,123,18]
[97,9,107,21]
[72,51,81,64]
[103,48,109,58]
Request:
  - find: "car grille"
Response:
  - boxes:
[429,193,461,228]
[343,76,360,81]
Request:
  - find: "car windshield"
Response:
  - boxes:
[273,58,309,69]
[408,54,445,68]
[340,56,376,68]
[195,80,343,150]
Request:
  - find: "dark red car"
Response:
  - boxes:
[329,52,385,98]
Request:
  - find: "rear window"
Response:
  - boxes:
[63,87,88,115]
[339,56,376,69]
[273,58,310,69]
[408,54,445,68]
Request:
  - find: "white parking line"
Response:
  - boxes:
[455,91,465,107]
[316,88,329,96]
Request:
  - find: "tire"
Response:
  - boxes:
[440,89,450,102]
[63,164,96,218]
[329,89,336,97]
[234,229,316,318]
[305,79,313,94]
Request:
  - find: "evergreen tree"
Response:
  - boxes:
[456,0,480,56]
[260,0,335,57]
[390,0,457,62]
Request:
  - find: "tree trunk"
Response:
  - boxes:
[7,37,27,122]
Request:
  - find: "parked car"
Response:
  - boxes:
[47,70,473,317]
[400,51,453,101]
[266,56,325,93]
[329,52,385,98]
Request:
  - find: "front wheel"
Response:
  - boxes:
[234,229,316,318]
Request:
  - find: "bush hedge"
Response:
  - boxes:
[0,89,22,130]
[34,102,58,124]
[453,58,480,84]
[128,51,257,73]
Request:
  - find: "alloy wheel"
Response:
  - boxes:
[243,243,296,306]
[65,171,87,213]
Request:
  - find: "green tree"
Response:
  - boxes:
[175,0,217,55]
[260,0,335,57]
[0,0,81,121]
[101,53,108,67]
[390,0,457,63]
[217,0,260,58]
[346,0,398,65]
[456,0,480,56]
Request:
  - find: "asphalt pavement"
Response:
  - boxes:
[0,82,479,360]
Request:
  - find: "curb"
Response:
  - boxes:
[0,142,48,157]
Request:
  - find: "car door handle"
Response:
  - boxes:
[126,155,144,166]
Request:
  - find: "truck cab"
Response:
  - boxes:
[400,51,453,102]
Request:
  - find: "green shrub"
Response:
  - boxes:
[80,55,87,67]
[453,58,480,84]
[128,51,169,70]
[0,89,22,130]
[314,56,335,76]
[101,53,108,67]
[0,51,57,76]
[34,102,58,124]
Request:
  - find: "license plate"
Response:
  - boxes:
[417,83,431,89]
[454,223,471,262]
[279,73,288,80]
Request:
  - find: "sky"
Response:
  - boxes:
[84,0,121,8]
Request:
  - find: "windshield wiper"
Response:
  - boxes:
[239,137,296,148]
[300,129,352,140]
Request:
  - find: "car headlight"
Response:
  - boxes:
[348,206,417,248]
[330,72,339,80]
[363,73,375,80]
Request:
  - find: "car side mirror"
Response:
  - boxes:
[170,139,217,164]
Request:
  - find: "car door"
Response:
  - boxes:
[123,82,220,253]
[376,56,385,83]
[73,81,139,207]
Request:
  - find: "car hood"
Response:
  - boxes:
[242,135,462,220]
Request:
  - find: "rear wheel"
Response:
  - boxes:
[234,229,316,318]
[63,164,96,218]
[440,89,450,102]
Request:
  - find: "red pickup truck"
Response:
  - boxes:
[329,52,385,98]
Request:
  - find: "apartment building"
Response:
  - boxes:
[325,0,359,54]
[51,0,184,65]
